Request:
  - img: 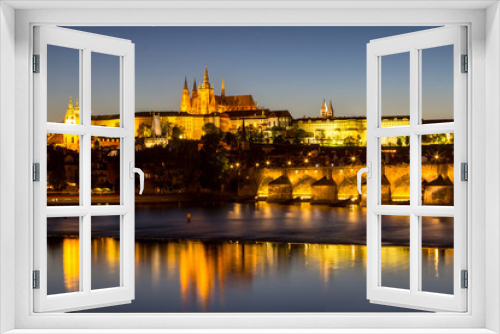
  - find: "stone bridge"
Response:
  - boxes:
[238,164,454,205]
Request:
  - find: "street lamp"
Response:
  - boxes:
[288,161,292,166]
[266,160,270,166]
[255,163,260,168]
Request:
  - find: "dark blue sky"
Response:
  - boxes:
[47,26,453,122]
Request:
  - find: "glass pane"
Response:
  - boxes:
[91,52,121,127]
[421,133,454,206]
[381,136,410,204]
[421,216,454,294]
[421,45,454,124]
[47,133,80,206]
[91,137,121,205]
[47,217,80,295]
[381,52,410,127]
[91,216,121,290]
[47,45,80,124]
[381,215,410,290]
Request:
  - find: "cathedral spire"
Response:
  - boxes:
[328,100,334,118]
[202,65,210,89]
[320,99,328,118]
[68,96,74,109]
[221,78,225,97]
[180,77,192,113]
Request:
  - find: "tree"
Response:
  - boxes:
[273,135,285,144]
[293,129,308,144]
[202,123,221,136]
[199,132,228,191]
[47,146,67,191]
[224,132,238,147]
[315,130,326,144]
[270,126,281,140]
[138,123,151,138]
[397,137,403,146]
[171,125,184,139]
[249,130,264,144]
[161,120,171,138]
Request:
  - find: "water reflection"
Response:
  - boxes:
[55,239,455,312]
[46,203,454,312]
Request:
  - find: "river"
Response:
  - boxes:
[46,202,454,312]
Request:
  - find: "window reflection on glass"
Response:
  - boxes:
[91,52,121,127]
[421,133,454,206]
[381,215,410,290]
[47,217,80,295]
[421,216,454,295]
[47,133,80,206]
[91,216,121,290]
[381,52,410,127]
[91,137,120,205]
[421,45,454,124]
[380,136,410,205]
[47,45,80,124]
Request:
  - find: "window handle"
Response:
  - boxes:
[129,162,144,195]
[357,162,371,195]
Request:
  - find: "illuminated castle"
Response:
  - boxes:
[180,66,258,114]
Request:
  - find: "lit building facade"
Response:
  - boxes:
[180,66,259,114]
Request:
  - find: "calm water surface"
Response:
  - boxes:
[47,202,454,312]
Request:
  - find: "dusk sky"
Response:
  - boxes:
[47,26,453,122]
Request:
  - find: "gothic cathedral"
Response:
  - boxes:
[180,66,259,114]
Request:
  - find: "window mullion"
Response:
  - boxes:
[409,47,420,294]
[82,48,92,294]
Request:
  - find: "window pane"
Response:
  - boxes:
[47,217,80,295]
[381,215,410,290]
[421,216,454,294]
[421,45,454,124]
[421,133,454,206]
[91,52,121,127]
[47,45,80,124]
[381,136,410,205]
[47,133,80,206]
[91,137,121,205]
[91,216,121,290]
[381,52,410,127]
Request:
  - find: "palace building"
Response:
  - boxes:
[180,66,259,114]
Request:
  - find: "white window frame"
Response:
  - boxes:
[366,26,467,312]
[33,26,136,313]
[1,1,499,333]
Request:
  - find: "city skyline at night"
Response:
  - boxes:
[47,26,453,123]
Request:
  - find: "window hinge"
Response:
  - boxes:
[461,54,468,73]
[461,270,468,289]
[461,162,468,182]
[33,54,40,73]
[33,270,40,289]
[33,163,40,182]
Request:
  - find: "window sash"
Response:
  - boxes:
[33,25,136,313]
[366,26,467,312]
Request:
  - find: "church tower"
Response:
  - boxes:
[327,100,334,118]
[180,77,192,113]
[64,96,76,124]
[63,96,80,151]
[320,99,328,118]
[199,66,215,115]
[221,78,225,97]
